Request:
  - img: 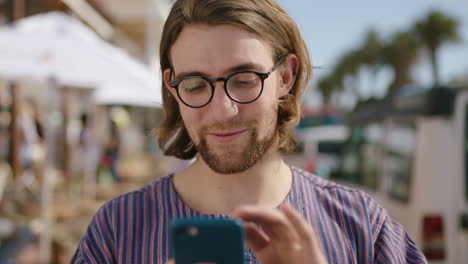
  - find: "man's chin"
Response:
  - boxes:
[200,151,251,174]
[206,161,254,174]
[196,128,274,174]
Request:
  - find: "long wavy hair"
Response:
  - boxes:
[157,0,312,159]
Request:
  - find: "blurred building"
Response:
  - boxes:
[0,0,173,62]
[0,1,172,263]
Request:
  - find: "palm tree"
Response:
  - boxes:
[317,74,340,104]
[360,29,383,68]
[331,31,383,103]
[414,10,461,85]
[381,31,420,94]
[334,49,364,101]
[359,29,384,97]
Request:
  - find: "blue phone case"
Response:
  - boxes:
[170,218,245,264]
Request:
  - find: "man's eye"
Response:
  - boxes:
[233,79,258,88]
[181,79,208,93]
[184,84,207,93]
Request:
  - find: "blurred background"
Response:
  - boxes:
[0,0,467,263]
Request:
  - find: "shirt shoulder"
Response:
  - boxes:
[100,173,174,210]
[71,174,176,263]
[290,167,427,263]
[290,167,389,242]
[291,166,368,200]
[291,168,399,237]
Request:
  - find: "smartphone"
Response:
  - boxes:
[169,218,245,264]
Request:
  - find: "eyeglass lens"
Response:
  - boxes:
[178,72,262,107]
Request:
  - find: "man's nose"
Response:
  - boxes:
[208,82,239,120]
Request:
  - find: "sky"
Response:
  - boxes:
[278,0,468,107]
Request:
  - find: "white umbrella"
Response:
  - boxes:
[94,80,162,108]
[0,36,110,87]
[0,12,162,106]
[0,12,109,87]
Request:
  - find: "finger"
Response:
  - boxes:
[166,259,175,264]
[232,206,298,241]
[280,204,317,244]
[281,204,328,263]
[244,221,270,252]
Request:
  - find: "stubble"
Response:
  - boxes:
[195,121,276,174]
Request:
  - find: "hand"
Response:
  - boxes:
[232,204,327,264]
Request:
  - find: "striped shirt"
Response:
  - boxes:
[71,167,427,263]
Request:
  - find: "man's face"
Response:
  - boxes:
[165,24,289,174]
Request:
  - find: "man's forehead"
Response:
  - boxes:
[169,24,274,76]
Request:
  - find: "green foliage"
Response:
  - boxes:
[413,9,461,85]
[314,9,461,108]
[317,74,339,103]
[414,10,461,51]
[381,31,420,93]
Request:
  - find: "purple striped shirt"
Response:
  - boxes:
[71,167,427,263]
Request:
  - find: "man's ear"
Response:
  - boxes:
[163,68,179,101]
[278,54,299,97]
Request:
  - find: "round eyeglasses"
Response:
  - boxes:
[169,57,285,108]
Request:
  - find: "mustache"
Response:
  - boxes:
[199,119,257,133]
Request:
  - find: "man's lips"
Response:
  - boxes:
[209,129,247,137]
[207,129,248,142]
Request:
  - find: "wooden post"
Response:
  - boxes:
[61,87,71,179]
[12,0,25,21]
[8,2,53,263]
[7,0,26,179]
[39,78,61,264]
[9,82,22,179]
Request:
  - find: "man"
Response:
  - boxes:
[72,0,427,263]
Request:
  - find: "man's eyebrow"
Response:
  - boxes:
[227,62,265,73]
[174,71,206,80]
[174,62,266,80]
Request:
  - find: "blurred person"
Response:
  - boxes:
[97,119,121,184]
[18,101,37,173]
[106,120,121,182]
[0,226,37,264]
[17,99,45,189]
[0,85,11,163]
[30,100,46,185]
[72,113,100,199]
[71,0,427,263]
[15,242,41,264]
[0,105,10,163]
[14,238,66,264]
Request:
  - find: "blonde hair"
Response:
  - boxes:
[157,0,312,159]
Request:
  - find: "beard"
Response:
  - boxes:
[194,120,276,174]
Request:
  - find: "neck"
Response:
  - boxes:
[172,149,292,215]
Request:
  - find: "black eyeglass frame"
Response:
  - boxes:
[169,56,286,108]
